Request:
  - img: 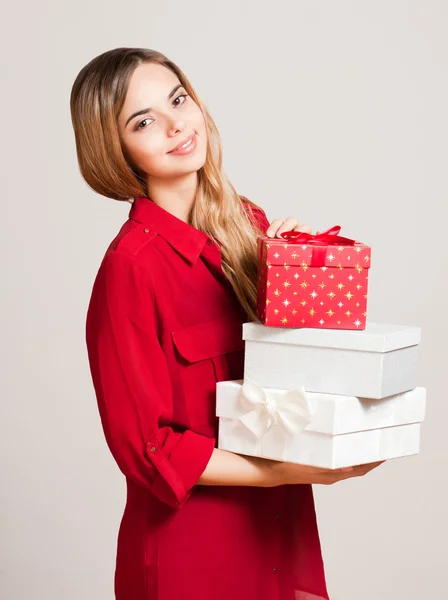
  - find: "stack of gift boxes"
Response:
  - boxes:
[216,227,426,469]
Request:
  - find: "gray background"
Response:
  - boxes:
[2,1,447,599]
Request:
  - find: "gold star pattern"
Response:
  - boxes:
[309,308,316,317]
[301,263,309,271]
[274,309,279,315]
[283,280,291,288]
[273,288,281,297]
[300,300,307,306]
[337,283,345,291]
[267,281,271,287]
[291,252,299,259]
[345,291,354,300]
[327,291,336,299]
[300,281,309,288]
[266,299,271,305]
[283,263,291,271]
[292,309,298,315]
[319,282,327,289]
[281,317,288,324]
[345,310,352,317]
[326,309,335,317]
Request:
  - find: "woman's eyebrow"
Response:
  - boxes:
[124,83,184,129]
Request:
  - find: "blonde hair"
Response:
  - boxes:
[70,47,266,321]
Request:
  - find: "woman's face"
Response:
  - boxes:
[118,62,207,181]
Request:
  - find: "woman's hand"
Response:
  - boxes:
[267,460,385,487]
[266,217,313,238]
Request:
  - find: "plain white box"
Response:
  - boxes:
[243,322,421,399]
[218,418,421,469]
[216,380,425,469]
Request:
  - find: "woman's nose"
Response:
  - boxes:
[167,118,186,136]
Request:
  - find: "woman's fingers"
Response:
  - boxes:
[276,217,300,236]
[266,218,314,238]
[293,223,313,234]
[331,461,385,484]
[266,219,284,237]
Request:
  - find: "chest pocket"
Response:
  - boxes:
[171,316,245,429]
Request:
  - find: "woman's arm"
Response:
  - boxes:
[86,250,215,510]
[198,448,383,487]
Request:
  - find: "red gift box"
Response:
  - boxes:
[256,226,371,330]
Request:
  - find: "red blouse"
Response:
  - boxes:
[86,195,330,600]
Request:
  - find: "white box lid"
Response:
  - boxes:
[242,321,421,353]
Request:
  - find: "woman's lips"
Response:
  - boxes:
[168,133,197,155]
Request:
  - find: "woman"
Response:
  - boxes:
[70,47,381,600]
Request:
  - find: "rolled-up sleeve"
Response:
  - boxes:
[85,251,215,509]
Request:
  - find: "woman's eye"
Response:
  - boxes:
[173,94,188,106]
[135,94,188,131]
[136,118,152,131]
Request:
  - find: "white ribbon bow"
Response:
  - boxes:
[238,382,312,439]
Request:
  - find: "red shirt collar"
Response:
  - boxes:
[129,196,209,265]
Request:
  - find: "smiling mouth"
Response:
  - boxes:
[168,133,195,153]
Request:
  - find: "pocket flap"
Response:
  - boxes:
[171,316,245,363]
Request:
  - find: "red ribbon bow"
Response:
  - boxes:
[279,225,356,246]
[273,226,357,267]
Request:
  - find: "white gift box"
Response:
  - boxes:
[216,380,426,469]
[243,322,421,399]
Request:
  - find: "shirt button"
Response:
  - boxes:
[275,513,280,520]
[150,446,157,452]
[273,568,277,574]
[144,228,150,233]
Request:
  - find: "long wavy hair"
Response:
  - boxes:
[70,47,266,321]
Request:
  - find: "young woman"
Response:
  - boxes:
[70,47,381,600]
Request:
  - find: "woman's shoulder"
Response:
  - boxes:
[92,219,159,295]
[104,219,157,257]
